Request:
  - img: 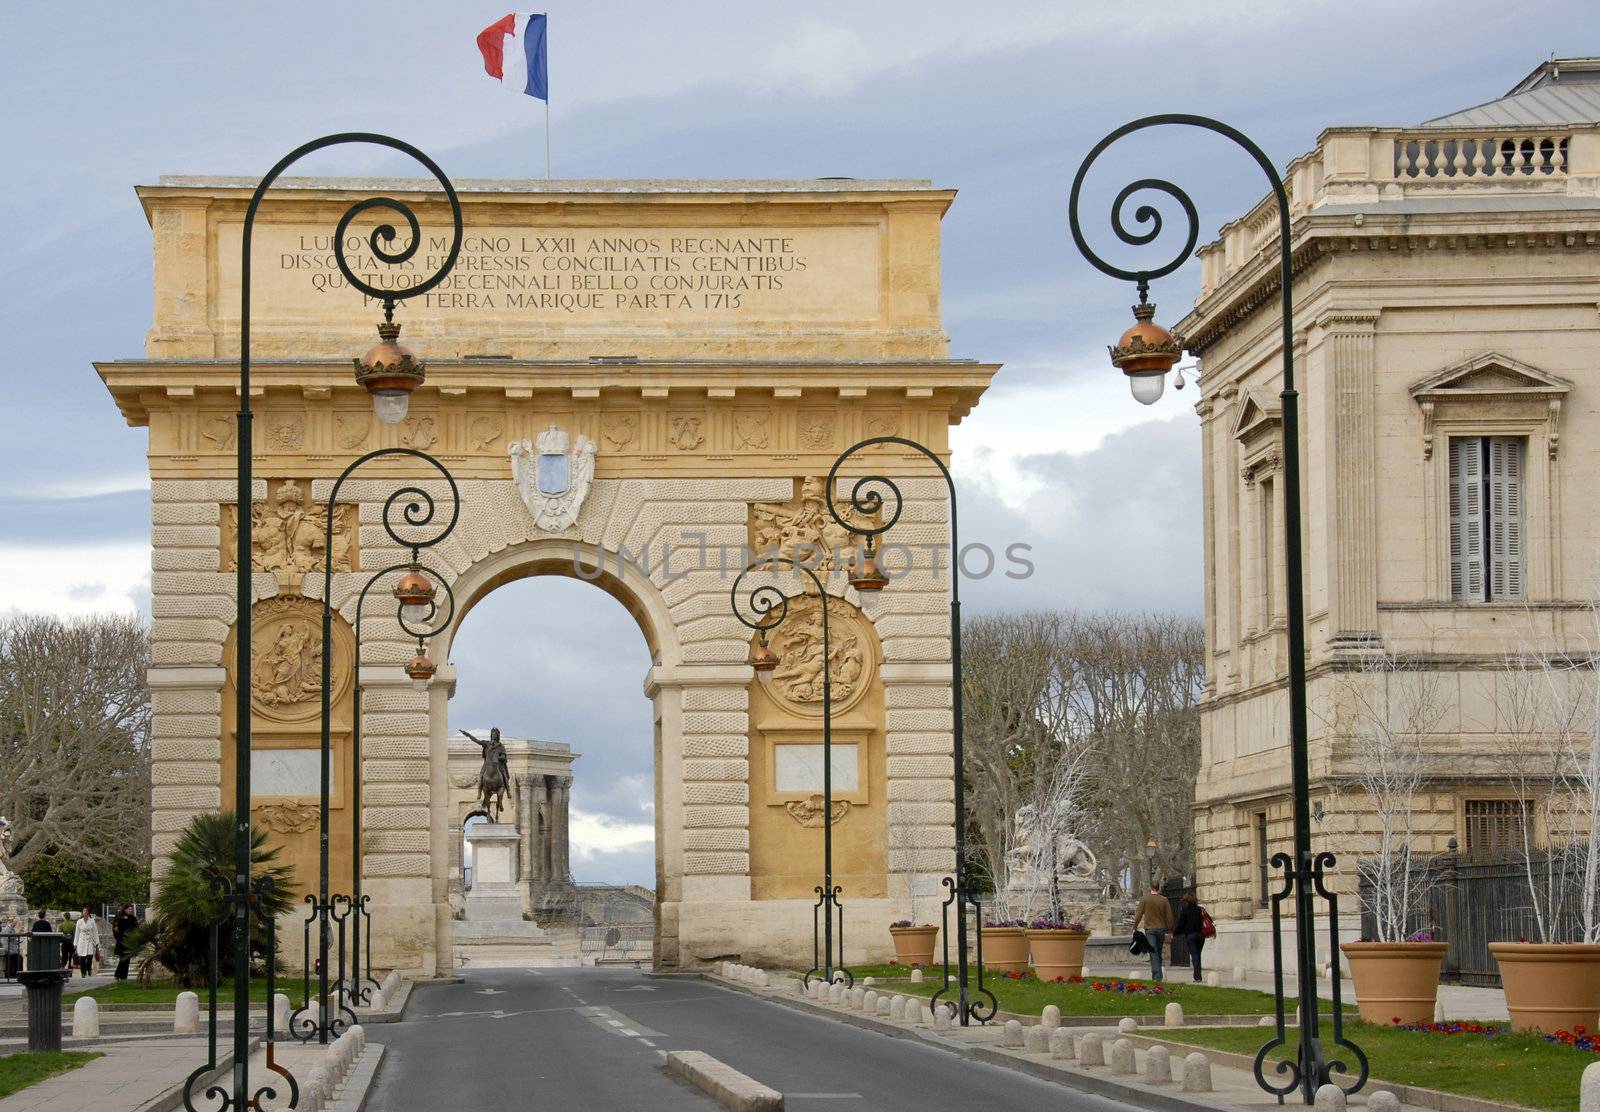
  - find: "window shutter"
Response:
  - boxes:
[1449,438,1485,600]
[1489,436,1524,600]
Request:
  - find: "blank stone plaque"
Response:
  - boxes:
[774,743,858,792]
[252,748,327,797]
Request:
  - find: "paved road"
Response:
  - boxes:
[367,966,1146,1111]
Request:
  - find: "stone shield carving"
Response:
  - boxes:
[256,801,320,833]
[785,794,851,828]
[510,424,597,532]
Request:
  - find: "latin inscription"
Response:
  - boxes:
[221,224,880,324]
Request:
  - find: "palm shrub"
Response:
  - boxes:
[129,810,295,986]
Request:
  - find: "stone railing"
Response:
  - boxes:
[1196,124,1600,297]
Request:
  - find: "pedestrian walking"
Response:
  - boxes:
[1,917,20,979]
[1175,889,1212,982]
[72,906,100,978]
[111,903,138,981]
[1131,882,1174,980]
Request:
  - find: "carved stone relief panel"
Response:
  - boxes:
[760,594,877,718]
[669,414,705,451]
[221,478,357,587]
[798,409,835,450]
[468,414,505,451]
[733,411,770,450]
[246,596,353,723]
[256,800,320,833]
[785,794,851,828]
[335,414,371,450]
[749,476,875,573]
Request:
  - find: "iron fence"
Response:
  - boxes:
[1356,850,1591,987]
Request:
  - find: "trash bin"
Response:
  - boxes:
[20,931,68,1052]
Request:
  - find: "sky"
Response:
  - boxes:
[1,1,1580,885]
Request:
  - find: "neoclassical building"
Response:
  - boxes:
[1183,57,1600,964]
[99,174,994,974]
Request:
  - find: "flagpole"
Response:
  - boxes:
[544,98,551,180]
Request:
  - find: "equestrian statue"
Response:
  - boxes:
[460,727,513,821]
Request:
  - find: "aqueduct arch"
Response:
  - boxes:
[99,175,996,973]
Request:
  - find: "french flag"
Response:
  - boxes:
[477,13,548,101]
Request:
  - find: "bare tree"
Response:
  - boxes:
[1493,593,1600,944]
[962,611,1204,913]
[1326,650,1446,941]
[0,613,152,872]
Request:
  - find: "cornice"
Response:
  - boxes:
[1178,212,1600,355]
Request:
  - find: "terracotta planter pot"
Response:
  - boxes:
[1489,942,1600,1034]
[889,925,938,968]
[1027,929,1090,983]
[981,926,1030,973]
[1340,941,1448,1025]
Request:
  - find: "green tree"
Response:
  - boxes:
[130,811,295,987]
[18,854,149,913]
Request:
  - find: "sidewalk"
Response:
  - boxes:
[708,967,1484,1112]
[0,1037,230,1112]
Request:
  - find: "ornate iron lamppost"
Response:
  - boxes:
[1067,113,1364,1103]
[198,131,462,1112]
[291,448,460,1044]
[343,551,457,1008]
[823,437,997,1027]
[731,557,854,989]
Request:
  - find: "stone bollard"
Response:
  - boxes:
[1181,1052,1213,1093]
[71,996,99,1040]
[1128,968,1144,980]
[1368,1091,1401,1112]
[174,991,200,1035]
[1258,1015,1275,1025]
[720,962,730,977]
[1041,1004,1061,1029]
[1024,1025,1049,1053]
[862,990,879,1014]
[910,968,924,983]
[862,976,876,986]
[1110,1038,1136,1075]
[1077,1032,1105,1067]
[1049,1028,1074,1060]
[307,1063,334,1102]
[888,996,904,1020]
[1164,1002,1185,1028]
[274,992,292,1032]
[350,1024,366,1052]
[1232,964,1245,982]
[933,1004,953,1030]
[1144,1044,1172,1084]
[1117,1016,1138,1035]
[1314,1083,1346,1111]
[848,986,864,1009]
[760,972,771,988]
[1001,1019,1024,1047]
[876,996,892,1016]
[1204,971,1221,987]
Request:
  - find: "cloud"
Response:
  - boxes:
[0,543,151,618]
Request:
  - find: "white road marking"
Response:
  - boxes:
[638,1039,656,1048]
[607,1019,625,1027]
[618,1028,640,1037]
[788,1096,864,1101]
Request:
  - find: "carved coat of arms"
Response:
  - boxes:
[509,424,597,532]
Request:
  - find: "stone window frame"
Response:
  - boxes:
[1233,389,1286,637]
[1409,353,1570,603]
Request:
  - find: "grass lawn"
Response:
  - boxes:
[1161,1021,1588,1112]
[0,1051,102,1099]
[834,963,1346,1018]
[64,979,308,1007]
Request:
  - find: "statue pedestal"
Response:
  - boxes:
[464,824,527,923]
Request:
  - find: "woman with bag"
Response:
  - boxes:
[72,906,100,978]
[1175,890,1215,982]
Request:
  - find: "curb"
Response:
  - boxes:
[700,974,1228,1112]
[665,1049,783,1111]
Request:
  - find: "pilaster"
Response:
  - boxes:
[1323,311,1382,643]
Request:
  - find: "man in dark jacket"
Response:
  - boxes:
[111,904,139,981]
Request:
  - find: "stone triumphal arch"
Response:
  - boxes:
[98,175,995,973]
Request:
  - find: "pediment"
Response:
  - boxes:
[1409,353,1572,401]
[1231,388,1282,443]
